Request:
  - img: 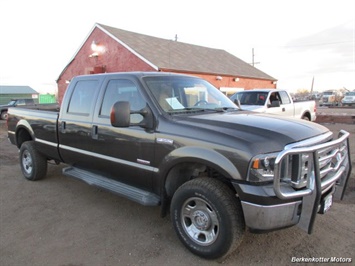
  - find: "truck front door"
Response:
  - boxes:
[90,77,155,191]
[267,91,294,118]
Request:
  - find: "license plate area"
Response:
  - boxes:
[319,194,333,214]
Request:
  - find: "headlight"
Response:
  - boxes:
[248,152,313,188]
[248,153,278,182]
[290,153,311,188]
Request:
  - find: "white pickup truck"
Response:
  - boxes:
[230,89,317,121]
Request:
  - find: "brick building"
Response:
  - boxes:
[57,23,277,103]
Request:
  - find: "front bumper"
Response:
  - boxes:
[241,199,301,231]
[237,130,351,233]
[341,100,355,105]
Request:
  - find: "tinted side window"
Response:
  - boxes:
[279,91,291,104]
[25,99,34,104]
[67,80,98,115]
[17,99,25,105]
[100,79,145,121]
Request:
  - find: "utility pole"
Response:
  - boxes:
[251,48,260,67]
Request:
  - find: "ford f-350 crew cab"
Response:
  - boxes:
[230,89,317,121]
[7,72,351,260]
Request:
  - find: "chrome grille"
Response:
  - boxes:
[273,130,351,200]
[319,143,347,179]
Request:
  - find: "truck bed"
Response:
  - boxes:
[7,107,61,161]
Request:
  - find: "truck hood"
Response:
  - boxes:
[172,111,329,154]
[239,105,266,112]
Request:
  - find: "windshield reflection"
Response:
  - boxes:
[143,76,238,113]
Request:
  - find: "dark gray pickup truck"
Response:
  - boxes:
[0,99,36,120]
[0,98,59,120]
[7,72,351,259]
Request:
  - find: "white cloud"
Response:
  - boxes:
[0,0,354,93]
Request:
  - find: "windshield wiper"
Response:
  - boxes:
[166,108,207,114]
[213,107,239,112]
[167,107,239,114]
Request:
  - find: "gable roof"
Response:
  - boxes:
[0,85,38,94]
[97,23,276,81]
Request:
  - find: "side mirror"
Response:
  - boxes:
[110,101,130,127]
[268,100,280,108]
[110,101,153,129]
[233,98,242,110]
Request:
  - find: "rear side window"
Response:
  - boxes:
[67,80,98,115]
[16,99,26,105]
[279,91,291,104]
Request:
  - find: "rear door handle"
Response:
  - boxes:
[60,121,66,133]
[92,125,98,140]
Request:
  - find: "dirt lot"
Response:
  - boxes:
[0,120,354,266]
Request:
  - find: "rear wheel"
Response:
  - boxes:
[19,141,47,181]
[170,178,245,260]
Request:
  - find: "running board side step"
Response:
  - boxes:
[62,167,160,206]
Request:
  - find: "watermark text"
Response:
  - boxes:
[291,257,352,263]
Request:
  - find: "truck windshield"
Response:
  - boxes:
[143,76,238,113]
[231,91,268,105]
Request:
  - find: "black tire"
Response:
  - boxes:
[170,178,245,260]
[1,111,8,120]
[302,115,310,121]
[19,141,47,181]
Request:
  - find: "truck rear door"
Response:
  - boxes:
[58,76,102,166]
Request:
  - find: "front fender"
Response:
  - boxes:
[159,146,242,180]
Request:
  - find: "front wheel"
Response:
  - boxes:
[0,111,8,120]
[19,141,47,181]
[170,178,245,260]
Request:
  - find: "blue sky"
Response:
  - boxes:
[0,0,354,94]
